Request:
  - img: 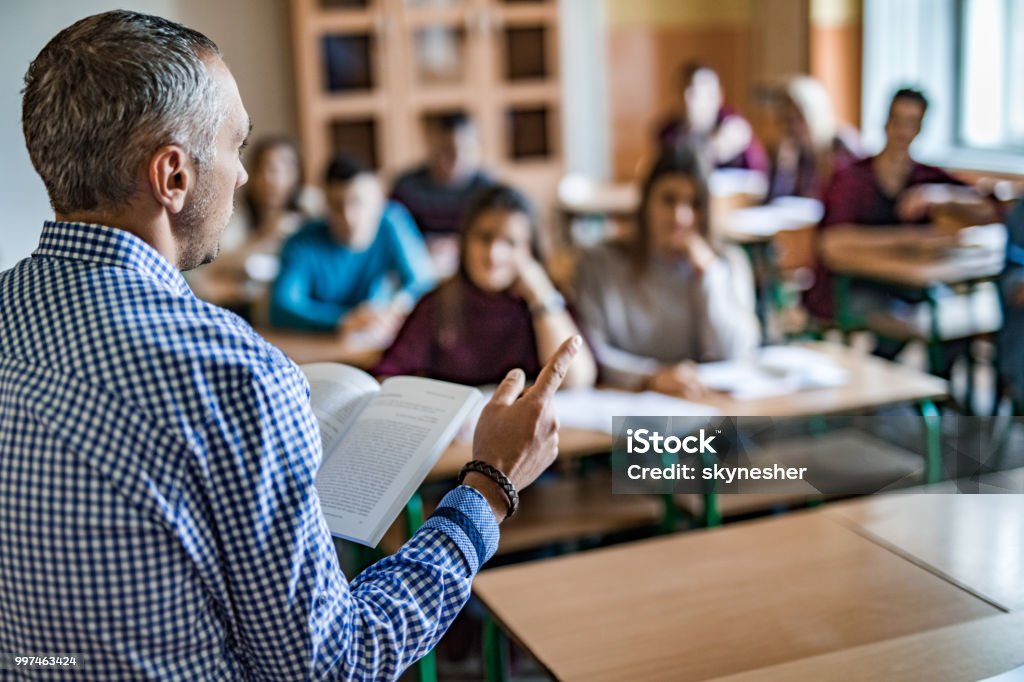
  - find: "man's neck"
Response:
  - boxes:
[56,210,178,267]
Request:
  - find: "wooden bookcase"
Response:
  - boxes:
[290,0,563,223]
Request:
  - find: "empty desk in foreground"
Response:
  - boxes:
[474,510,1001,681]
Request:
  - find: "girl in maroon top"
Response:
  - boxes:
[375,185,597,388]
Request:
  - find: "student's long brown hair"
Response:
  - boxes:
[629,144,714,274]
[436,184,545,351]
[241,135,305,232]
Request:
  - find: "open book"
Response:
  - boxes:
[302,363,482,547]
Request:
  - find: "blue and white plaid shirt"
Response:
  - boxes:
[0,221,499,680]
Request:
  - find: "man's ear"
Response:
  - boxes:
[148,145,192,215]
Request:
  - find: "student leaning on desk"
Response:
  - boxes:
[0,11,582,680]
[805,87,997,368]
[269,154,438,348]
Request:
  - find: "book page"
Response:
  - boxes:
[300,363,380,453]
[315,376,481,546]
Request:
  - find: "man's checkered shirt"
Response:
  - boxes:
[0,221,499,680]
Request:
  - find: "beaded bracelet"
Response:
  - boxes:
[458,460,520,518]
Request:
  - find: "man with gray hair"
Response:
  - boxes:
[0,10,578,680]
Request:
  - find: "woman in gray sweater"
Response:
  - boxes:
[573,145,760,398]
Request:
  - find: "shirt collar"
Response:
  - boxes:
[33,221,191,297]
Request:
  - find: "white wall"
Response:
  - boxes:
[0,0,297,270]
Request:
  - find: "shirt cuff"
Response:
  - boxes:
[420,485,500,574]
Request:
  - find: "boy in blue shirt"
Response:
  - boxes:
[270,156,436,343]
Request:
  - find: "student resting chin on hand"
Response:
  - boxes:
[573,145,760,400]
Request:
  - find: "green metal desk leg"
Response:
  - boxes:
[920,399,942,484]
[660,494,678,534]
[403,493,437,682]
[349,542,374,573]
[701,450,721,528]
[404,491,425,534]
[483,614,510,682]
[742,242,773,338]
[925,288,946,380]
[658,451,679,533]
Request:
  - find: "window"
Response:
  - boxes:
[863,0,1023,171]
[958,0,1024,151]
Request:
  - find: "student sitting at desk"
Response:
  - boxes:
[805,88,997,364]
[269,155,436,346]
[573,146,760,398]
[215,136,317,276]
[375,184,596,388]
[391,112,495,277]
[185,136,318,314]
[656,61,768,174]
[766,75,862,201]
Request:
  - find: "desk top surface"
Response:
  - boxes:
[428,343,946,480]
[473,510,1001,681]
[824,239,1004,289]
[826,478,1024,612]
[708,612,1024,682]
[256,327,381,369]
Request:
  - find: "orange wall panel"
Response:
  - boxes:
[810,21,862,127]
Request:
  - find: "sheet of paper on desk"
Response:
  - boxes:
[725,197,824,237]
[698,346,848,400]
[552,389,719,434]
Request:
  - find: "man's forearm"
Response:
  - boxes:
[322,486,500,680]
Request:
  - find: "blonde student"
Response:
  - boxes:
[573,145,760,399]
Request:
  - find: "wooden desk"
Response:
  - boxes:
[823,226,1005,384]
[709,612,1024,682]
[256,327,381,369]
[824,239,1004,290]
[187,269,258,311]
[827,487,1024,612]
[556,176,638,245]
[474,511,1000,681]
[720,199,823,246]
[428,343,948,528]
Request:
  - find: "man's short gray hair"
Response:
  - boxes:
[22,10,224,214]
